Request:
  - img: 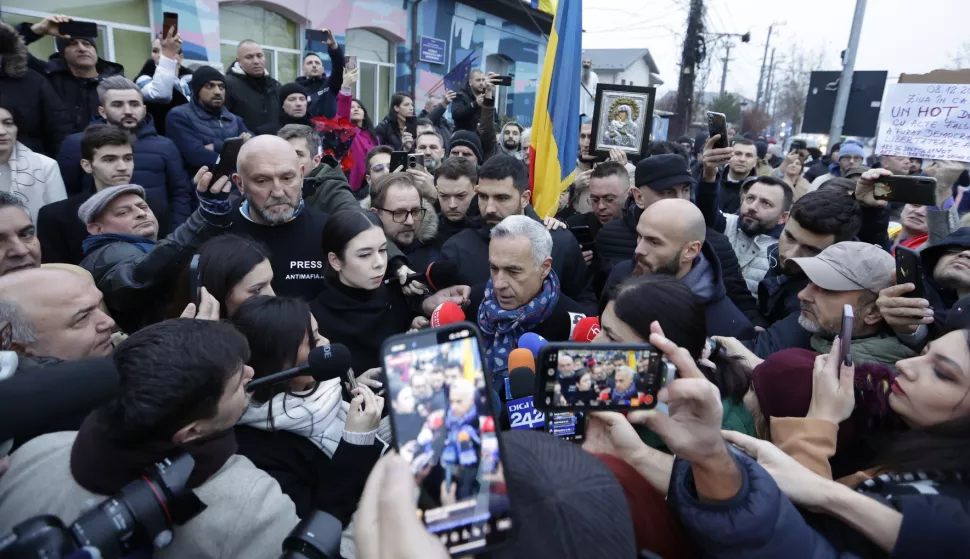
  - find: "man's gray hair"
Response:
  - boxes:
[278,124,321,159]
[0,191,27,212]
[490,215,553,269]
[0,300,37,346]
[97,75,142,106]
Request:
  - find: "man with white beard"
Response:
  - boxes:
[580,58,598,118]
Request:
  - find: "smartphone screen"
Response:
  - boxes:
[59,21,99,39]
[405,116,418,139]
[895,246,924,299]
[708,111,728,149]
[536,343,673,411]
[346,55,358,71]
[381,324,515,555]
[546,411,585,443]
[212,137,244,181]
[840,305,854,367]
[569,225,595,250]
[189,254,201,307]
[305,29,326,43]
[873,175,938,206]
[162,12,178,39]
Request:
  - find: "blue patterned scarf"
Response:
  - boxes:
[478,270,560,383]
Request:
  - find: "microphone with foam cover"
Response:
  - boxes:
[430,301,466,328]
[571,316,601,342]
[246,343,352,392]
[406,260,462,291]
[517,332,548,360]
[508,347,536,374]
[505,365,544,430]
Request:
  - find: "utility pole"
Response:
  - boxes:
[829,0,867,141]
[719,43,732,95]
[672,0,704,137]
[755,23,782,109]
[763,48,776,113]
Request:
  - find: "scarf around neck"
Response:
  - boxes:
[70,410,237,495]
[478,270,560,381]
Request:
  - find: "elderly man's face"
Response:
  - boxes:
[615,368,633,392]
[489,235,550,310]
[797,282,870,335]
[449,382,475,417]
[0,206,40,277]
[89,193,159,241]
[558,355,575,376]
[235,141,304,225]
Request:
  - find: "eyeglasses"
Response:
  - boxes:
[944,247,970,255]
[370,164,389,173]
[375,207,426,223]
[0,322,11,352]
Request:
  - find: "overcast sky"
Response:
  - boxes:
[582,0,970,100]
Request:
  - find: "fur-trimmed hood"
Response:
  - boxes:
[359,197,439,244]
[0,22,28,78]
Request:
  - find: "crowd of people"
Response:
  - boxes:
[0,12,968,559]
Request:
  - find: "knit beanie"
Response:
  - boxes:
[280,82,308,105]
[839,140,865,161]
[191,66,226,99]
[449,130,484,166]
[56,36,97,54]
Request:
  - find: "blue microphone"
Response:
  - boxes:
[517,332,548,360]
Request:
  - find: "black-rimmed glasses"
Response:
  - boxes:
[374,207,426,223]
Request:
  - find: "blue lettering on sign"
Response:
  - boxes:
[419,36,447,65]
[507,397,545,430]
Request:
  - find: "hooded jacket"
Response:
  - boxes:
[497,122,526,161]
[604,241,755,339]
[165,99,249,175]
[595,198,763,324]
[451,81,483,132]
[359,194,441,271]
[18,24,125,135]
[440,206,597,314]
[55,116,194,224]
[0,23,71,157]
[294,43,345,118]
[224,61,282,135]
[134,57,193,136]
[919,227,970,333]
[757,244,809,324]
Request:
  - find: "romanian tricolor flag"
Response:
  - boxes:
[530,0,559,15]
[528,0,582,218]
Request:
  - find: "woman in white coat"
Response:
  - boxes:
[0,104,66,222]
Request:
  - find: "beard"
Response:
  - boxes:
[503,138,520,150]
[582,67,591,85]
[634,252,681,277]
[254,196,299,225]
[739,215,775,237]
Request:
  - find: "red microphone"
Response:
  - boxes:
[571,316,601,342]
[430,301,466,328]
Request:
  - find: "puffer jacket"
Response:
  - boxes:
[668,451,970,559]
[224,61,282,135]
[0,23,71,157]
[359,196,441,273]
[165,100,249,175]
[56,116,194,225]
[17,24,124,134]
[80,199,231,333]
[374,114,406,151]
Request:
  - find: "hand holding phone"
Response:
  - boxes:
[708,111,728,150]
[211,137,244,182]
[189,254,202,308]
[58,20,99,40]
[895,246,925,299]
[162,12,178,40]
[873,175,938,206]
[839,305,854,367]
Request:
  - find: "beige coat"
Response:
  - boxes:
[0,432,300,558]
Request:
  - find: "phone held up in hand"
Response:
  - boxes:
[345,55,358,71]
[895,246,925,299]
[873,175,938,206]
[211,137,244,182]
[390,151,408,173]
[839,304,854,368]
[534,342,675,411]
[380,323,516,556]
[707,111,728,149]
[189,254,202,308]
[305,29,330,44]
[59,20,99,39]
[162,12,178,39]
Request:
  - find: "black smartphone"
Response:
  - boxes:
[380,323,516,556]
[546,411,585,443]
[405,116,418,139]
[212,137,244,181]
[162,12,178,39]
[390,151,408,172]
[708,111,728,149]
[492,75,513,87]
[58,21,99,39]
[569,224,596,251]
[189,254,201,307]
[840,304,854,367]
[895,246,924,299]
[535,343,674,411]
[873,175,938,205]
[346,55,358,71]
[408,153,426,169]
[304,29,329,43]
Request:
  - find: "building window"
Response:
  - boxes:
[621,78,627,85]
[3,6,151,80]
[219,3,302,84]
[345,29,397,123]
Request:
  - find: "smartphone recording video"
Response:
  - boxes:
[535,343,673,411]
[381,324,514,556]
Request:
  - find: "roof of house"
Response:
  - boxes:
[582,48,660,74]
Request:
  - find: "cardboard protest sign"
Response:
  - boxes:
[877,69,970,163]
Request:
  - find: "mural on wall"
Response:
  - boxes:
[151,0,222,65]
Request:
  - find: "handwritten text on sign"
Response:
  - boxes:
[877,83,970,163]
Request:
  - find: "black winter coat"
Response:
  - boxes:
[224,63,282,135]
[440,207,597,315]
[234,426,381,524]
[133,58,193,136]
[451,82,481,132]
[0,24,70,157]
[374,114,406,151]
[295,43,345,118]
[594,199,761,322]
[19,24,124,134]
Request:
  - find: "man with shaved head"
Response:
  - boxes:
[226,134,331,299]
[225,39,283,134]
[0,268,116,361]
[606,199,754,338]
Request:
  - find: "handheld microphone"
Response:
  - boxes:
[571,316,601,342]
[405,260,462,291]
[506,367,544,431]
[430,301,466,328]
[246,343,352,392]
[508,347,535,374]
[517,332,548,360]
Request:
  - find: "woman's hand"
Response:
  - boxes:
[346,385,384,433]
[723,430,835,510]
[343,67,359,88]
[354,367,384,392]
[401,131,414,152]
[806,338,856,425]
[582,411,649,465]
[408,316,430,332]
[179,287,220,320]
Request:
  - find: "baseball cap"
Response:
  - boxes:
[788,241,894,293]
[77,184,146,225]
[634,153,693,191]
